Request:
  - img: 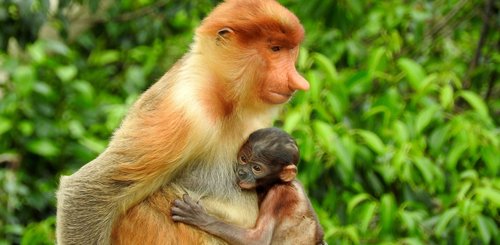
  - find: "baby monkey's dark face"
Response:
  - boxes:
[236,128,300,190]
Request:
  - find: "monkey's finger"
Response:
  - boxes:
[172,199,192,211]
[172,215,192,223]
[182,194,195,203]
[171,206,191,217]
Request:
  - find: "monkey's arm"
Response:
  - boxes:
[172,194,275,245]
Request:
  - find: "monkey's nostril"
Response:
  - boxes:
[237,169,246,178]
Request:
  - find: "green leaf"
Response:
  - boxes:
[429,125,450,154]
[412,156,433,185]
[297,46,309,70]
[313,121,353,175]
[347,193,372,214]
[312,121,334,152]
[56,65,77,82]
[325,92,344,121]
[27,139,60,157]
[446,142,468,170]
[481,146,500,175]
[380,194,397,237]
[415,106,438,134]
[367,47,385,75]
[0,117,13,135]
[435,207,458,236]
[21,216,55,245]
[456,182,472,201]
[476,187,500,206]
[458,91,490,119]
[455,225,468,245]
[79,137,107,153]
[312,53,338,82]
[14,66,35,95]
[440,84,454,109]
[283,110,302,132]
[89,50,120,65]
[18,121,34,136]
[359,202,377,233]
[393,120,409,144]
[355,129,385,154]
[476,215,491,244]
[343,226,360,244]
[397,58,426,91]
[306,70,321,103]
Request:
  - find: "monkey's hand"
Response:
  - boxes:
[171,194,217,229]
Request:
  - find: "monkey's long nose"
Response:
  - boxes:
[289,70,310,91]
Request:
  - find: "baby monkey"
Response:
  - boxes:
[172,128,325,245]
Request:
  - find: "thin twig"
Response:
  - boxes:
[464,0,493,89]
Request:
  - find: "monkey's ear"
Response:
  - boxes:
[217,27,234,38]
[279,165,297,182]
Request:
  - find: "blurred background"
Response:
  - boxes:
[0,0,498,244]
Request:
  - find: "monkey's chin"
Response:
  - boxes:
[264,91,292,104]
[238,181,256,190]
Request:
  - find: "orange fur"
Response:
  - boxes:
[112,189,206,245]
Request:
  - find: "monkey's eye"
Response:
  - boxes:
[252,165,262,172]
[240,156,247,163]
[271,46,281,52]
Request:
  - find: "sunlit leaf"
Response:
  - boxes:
[440,84,454,109]
[347,193,372,214]
[380,194,397,237]
[397,58,426,91]
[445,142,468,170]
[89,50,120,65]
[313,53,338,82]
[0,117,13,135]
[56,65,77,82]
[476,215,491,244]
[393,120,409,144]
[355,129,386,154]
[415,106,438,134]
[343,226,360,244]
[27,139,60,157]
[359,202,377,233]
[283,110,302,132]
[481,147,500,175]
[79,137,107,154]
[325,92,344,121]
[435,207,458,236]
[367,47,386,75]
[476,187,500,206]
[455,225,468,245]
[306,70,321,103]
[412,156,433,185]
[429,125,450,154]
[458,91,490,119]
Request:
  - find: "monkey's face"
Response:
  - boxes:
[236,141,277,190]
[236,128,300,189]
[257,42,309,105]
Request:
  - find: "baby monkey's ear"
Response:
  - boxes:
[279,165,297,182]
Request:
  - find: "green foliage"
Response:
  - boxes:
[1,0,498,244]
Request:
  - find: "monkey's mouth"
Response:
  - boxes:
[267,91,293,103]
[238,181,256,190]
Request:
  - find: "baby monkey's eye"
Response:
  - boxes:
[252,165,262,172]
[240,156,247,163]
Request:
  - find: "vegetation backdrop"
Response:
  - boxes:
[0,0,498,244]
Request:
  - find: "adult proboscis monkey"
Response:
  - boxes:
[56,0,309,244]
